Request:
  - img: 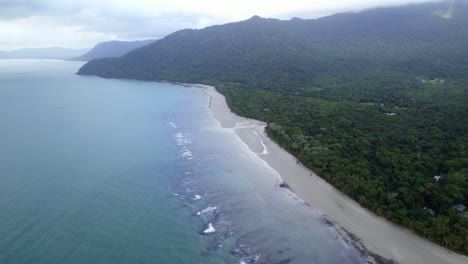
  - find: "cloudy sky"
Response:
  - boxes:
[0,0,438,50]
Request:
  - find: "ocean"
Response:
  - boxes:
[0,60,366,264]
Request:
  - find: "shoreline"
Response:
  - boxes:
[195,84,468,264]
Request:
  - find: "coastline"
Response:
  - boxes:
[195,84,468,264]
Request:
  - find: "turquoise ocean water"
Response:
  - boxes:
[0,60,367,264]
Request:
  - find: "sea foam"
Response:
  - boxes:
[196,206,217,216]
[174,132,191,145]
[179,147,193,158]
[168,122,178,129]
[203,223,216,234]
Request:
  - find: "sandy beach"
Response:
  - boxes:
[196,84,468,264]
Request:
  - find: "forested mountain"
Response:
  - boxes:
[71,39,155,61]
[78,0,468,254]
[0,47,87,60]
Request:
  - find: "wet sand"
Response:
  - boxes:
[194,84,468,264]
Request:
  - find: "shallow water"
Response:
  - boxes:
[0,60,366,264]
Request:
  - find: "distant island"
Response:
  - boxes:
[71,39,155,61]
[0,47,87,60]
[78,0,468,255]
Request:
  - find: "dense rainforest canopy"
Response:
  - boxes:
[78,0,468,254]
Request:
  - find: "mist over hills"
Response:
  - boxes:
[71,39,156,61]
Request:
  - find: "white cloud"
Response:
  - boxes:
[0,16,117,50]
[130,0,439,19]
[0,0,441,50]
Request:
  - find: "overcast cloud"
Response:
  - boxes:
[0,0,439,50]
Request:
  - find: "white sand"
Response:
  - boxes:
[195,84,468,264]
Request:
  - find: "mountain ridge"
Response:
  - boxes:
[78,0,468,84]
[71,39,155,61]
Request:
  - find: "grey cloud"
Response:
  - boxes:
[275,0,440,20]
[68,10,223,39]
[0,0,45,9]
[100,15,210,39]
[0,0,222,39]
[0,0,61,19]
